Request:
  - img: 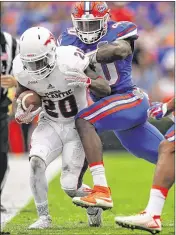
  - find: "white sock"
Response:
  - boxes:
[145,188,167,216]
[90,164,108,187]
[36,200,49,217]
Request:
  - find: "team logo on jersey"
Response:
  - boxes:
[47,84,55,89]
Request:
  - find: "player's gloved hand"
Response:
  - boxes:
[64,70,91,88]
[147,102,168,120]
[15,99,42,124]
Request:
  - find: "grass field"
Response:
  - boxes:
[3,152,174,235]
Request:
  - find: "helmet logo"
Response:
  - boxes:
[97,3,107,13]
[44,34,55,46]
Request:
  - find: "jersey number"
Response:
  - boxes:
[74,48,85,60]
[43,95,78,118]
[101,62,119,85]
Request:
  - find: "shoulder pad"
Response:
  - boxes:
[13,54,29,86]
[57,28,77,46]
[57,45,89,73]
[13,54,24,79]
[109,21,138,40]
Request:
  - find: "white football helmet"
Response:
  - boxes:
[20,27,57,80]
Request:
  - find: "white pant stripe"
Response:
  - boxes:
[85,2,90,11]
[85,96,139,121]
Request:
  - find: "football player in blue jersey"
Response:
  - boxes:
[115,97,175,234]
[58,1,164,210]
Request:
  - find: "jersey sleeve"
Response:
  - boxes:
[110,21,138,41]
[57,45,89,73]
[57,28,77,46]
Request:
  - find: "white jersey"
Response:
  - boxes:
[13,45,89,123]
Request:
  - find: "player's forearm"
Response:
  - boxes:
[96,40,132,63]
[166,97,175,115]
[90,78,111,97]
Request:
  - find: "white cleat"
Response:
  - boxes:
[87,207,103,227]
[28,215,52,229]
[115,212,161,234]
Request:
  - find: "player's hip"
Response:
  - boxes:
[76,87,149,122]
[36,112,80,142]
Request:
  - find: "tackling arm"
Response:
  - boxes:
[85,66,111,97]
[95,40,132,64]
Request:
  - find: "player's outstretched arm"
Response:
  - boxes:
[148,97,175,120]
[96,40,132,63]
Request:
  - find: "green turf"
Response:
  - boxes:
[3,152,174,235]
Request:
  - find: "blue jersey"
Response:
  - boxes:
[59,21,138,101]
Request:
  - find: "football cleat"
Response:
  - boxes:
[87,207,103,227]
[115,211,161,234]
[28,215,52,229]
[72,185,113,210]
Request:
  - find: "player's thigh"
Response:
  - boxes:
[29,120,63,166]
[61,131,87,190]
[76,89,150,132]
[114,121,164,164]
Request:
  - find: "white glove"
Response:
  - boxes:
[64,70,92,88]
[15,99,42,124]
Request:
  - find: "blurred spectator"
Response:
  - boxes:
[110,2,135,22]
[150,49,175,102]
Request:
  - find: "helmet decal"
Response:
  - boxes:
[44,33,56,46]
[97,2,108,13]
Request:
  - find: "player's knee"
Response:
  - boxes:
[30,156,46,173]
[63,184,90,198]
[158,140,174,156]
[63,189,77,198]
[60,172,78,198]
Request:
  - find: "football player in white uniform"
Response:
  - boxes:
[13,27,111,229]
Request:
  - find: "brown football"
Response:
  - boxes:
[19,90,42,111]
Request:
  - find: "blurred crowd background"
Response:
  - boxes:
[2,1,175,102]
[1,1,175,153]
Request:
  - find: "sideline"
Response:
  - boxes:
[1,154,62,229]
